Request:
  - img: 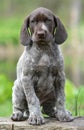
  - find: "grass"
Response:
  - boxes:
[0,100,12,117]
[65,80,84,116]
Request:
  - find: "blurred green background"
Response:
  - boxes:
[0,0,84,117]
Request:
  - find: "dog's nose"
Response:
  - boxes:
[37,31,46,39]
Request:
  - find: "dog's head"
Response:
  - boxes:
[20,7,67,46]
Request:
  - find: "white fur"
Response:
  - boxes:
[41,24,48,31]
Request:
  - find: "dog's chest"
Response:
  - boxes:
[30,45,57,66]
[32,52,57,101]
[33,63,56,103]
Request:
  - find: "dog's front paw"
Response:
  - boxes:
[11,111,27,121]
[55,109,74,122]
[28,112,45,125]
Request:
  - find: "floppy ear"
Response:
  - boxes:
[20,16,32,46]
[54,16,68,44]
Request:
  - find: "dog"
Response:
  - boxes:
[11,7,73,125]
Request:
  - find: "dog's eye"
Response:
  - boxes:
[31,20,38,24]
[31,20,35,23]
[47,19,52,22]
[45,19,52,24]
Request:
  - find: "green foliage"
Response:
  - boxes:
[65,80,84,116]
[0,100,12,117]
[77,86,84,115]
[65,80,76,115]
[0,18,22,45]
[0,59,17,80]
[0,74,13,103]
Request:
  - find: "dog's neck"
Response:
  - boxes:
[32,41,53,51]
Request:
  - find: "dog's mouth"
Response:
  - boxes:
[33,37,48,44]
[37,38,46,42]
[36,39,49,45]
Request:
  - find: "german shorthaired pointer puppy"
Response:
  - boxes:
[11,7,73,125]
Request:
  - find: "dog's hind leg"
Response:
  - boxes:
[54,71,73,122]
